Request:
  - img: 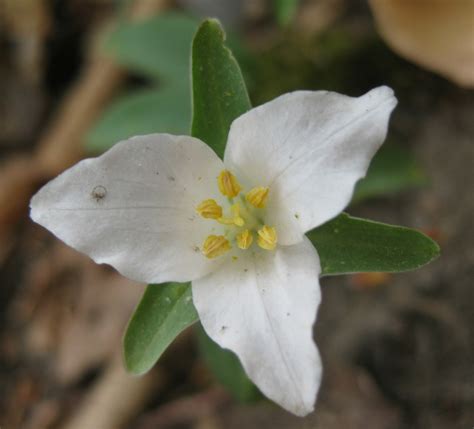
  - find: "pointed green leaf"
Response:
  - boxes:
[191,19,251,159]
[105,13,198,83]
[196,324,260,402]
[353,143,428,203]
[86,85,190,153]
[307,213,440,276]
[124,283,198,375]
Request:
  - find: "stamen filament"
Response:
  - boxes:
[217,203,245,227]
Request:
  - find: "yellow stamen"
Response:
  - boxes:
[236,229,253,250]
[230,203,245,226]
[217,217,236,225]
[246,186,269,208]
[202,235,231,259]
[257,225,277,250]
[218,203,245,227]
[196,199,222,219]
[218,170,241,198]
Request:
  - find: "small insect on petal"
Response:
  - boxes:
[202,235,231,259]
[236,229,253,250]
[257,225,278,250]
[218,170,241,198]
[246,186,269,208]
[196,199,223,219]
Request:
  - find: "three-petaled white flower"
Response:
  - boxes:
[30,87,397,416]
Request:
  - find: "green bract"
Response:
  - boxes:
[191,19,251,158]
[124,283,197,375]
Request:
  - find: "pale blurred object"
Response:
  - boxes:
[369,0,474,87]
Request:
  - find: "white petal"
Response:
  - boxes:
[30,134,226,284]
[225,87,397,244]
[192,239,322,416]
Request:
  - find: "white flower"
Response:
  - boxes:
[30,87,397,416]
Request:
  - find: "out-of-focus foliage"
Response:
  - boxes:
[354,143,427,203]
[250,28,446,106]
[274,0,300,27]
[86,13,199,151]
[87,85,190,148]
[369,0,474,87]
[104,12,197,82]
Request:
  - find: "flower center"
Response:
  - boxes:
[196,170,277,259]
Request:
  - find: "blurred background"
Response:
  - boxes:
[0,0,473,428]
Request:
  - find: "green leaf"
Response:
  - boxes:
[191,19,251,159]
[86,85,190,152]
[353,143,428,203]
[124,282,198,375]
[307,213,440,276]
[105,13,199,83]
[196,324,260,402]
[274,0,300,27]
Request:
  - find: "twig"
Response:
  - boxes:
[61,356,164,429]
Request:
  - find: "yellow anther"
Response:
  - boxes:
[257,225,278,250]
[196,199,222,219]
[218,170,241,198]
[202,235,231,259]
[236,229,253,250]
[218,203,245,227]
[246,186,269,208]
